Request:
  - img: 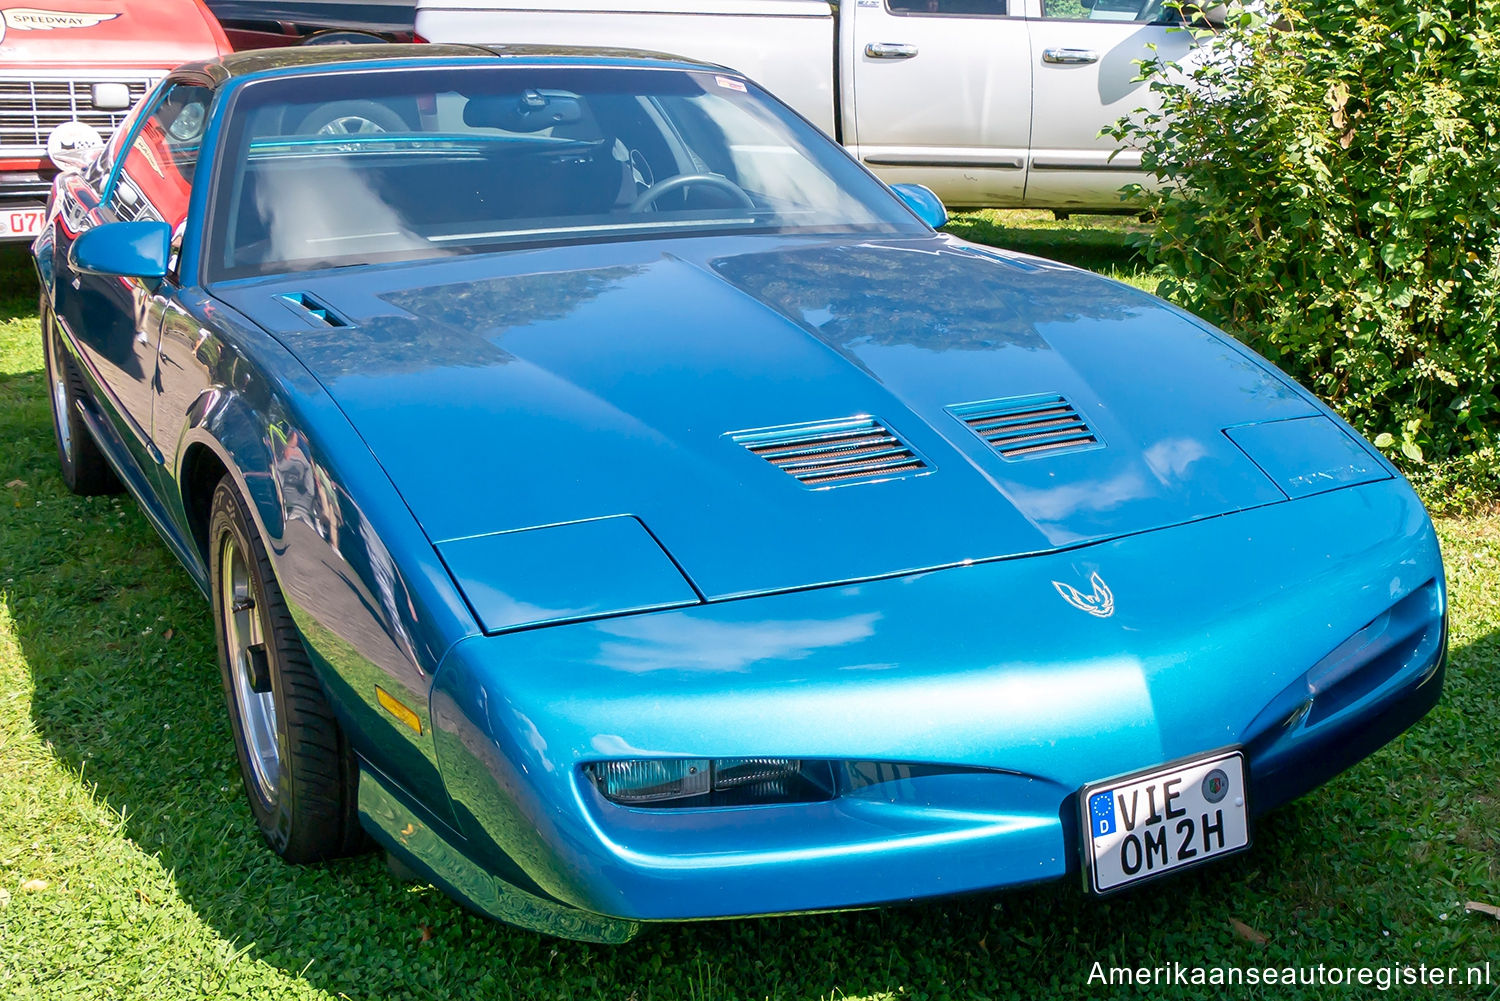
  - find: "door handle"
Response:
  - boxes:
[865,42,919,59]
[1042,47,1100,64]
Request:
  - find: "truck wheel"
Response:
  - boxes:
[43,299,120,496]
[210,476,366,863]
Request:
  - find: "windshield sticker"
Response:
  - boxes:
[132,133,164,177]
[714,75,747,93]
[0,7,120,44]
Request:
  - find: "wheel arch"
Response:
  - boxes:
[175,400,286,584]
[180,439,231,566]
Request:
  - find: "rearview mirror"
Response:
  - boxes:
[67,221,172,280]
[464,89,584,132]
[891,183,948,229]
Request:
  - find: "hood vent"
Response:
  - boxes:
[950,394,1101,459]
[280,291,349,328]
[731,417,930,488]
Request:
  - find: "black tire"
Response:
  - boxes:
[295,100,408,136]
[385,849,423,883]
[299,30,387,45]
[209,476,366,863]
[42,297,121,496]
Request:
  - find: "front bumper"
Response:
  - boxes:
[0,170,53,243]
[364,478,1444,939]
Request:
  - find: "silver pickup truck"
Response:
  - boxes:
[413,0,1201,210]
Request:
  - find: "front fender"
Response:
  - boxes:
[183,397,285,545]
[162,290,480,824]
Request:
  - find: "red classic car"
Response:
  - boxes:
[0,0,232,241]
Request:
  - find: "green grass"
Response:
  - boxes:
[945,209,1159,295]
[1,221,1496,1000]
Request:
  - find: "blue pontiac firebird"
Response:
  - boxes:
[33,45,1446,942]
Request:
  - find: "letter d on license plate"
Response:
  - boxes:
[1081,749,1249,894]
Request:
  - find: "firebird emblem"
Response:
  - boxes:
[1052,572,1114,618]
[0,8,120,45]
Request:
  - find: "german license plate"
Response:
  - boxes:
[0,208,45,239]
[1081,749,1249,894]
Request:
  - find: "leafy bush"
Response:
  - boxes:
[1113,0,1500,504]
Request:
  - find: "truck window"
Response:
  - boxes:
[110,83,212,229]
[1040,0,1174,20]
[887,0,1009,15]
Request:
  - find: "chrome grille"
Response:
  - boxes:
[731,417,929,487]
[0,174,52,204]
[0,73,156,158]
[109,176,156,223]
[949,394,1101,459]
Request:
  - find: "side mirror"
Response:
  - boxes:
[891,183,948,229]
[67,221,172,280]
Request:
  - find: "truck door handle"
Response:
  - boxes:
[1042,47,1100,64]
[865,42,919,59]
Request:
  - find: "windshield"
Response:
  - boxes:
[207,64,927,280]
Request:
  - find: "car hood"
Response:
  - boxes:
[215,233,1325,601]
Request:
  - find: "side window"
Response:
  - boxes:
[110,82,213,229]
[888,0,1009,14]
[1040,0,1173,21]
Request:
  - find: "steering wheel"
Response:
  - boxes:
[629,173,754,213]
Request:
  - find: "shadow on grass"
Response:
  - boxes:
[943,211,1148,277]
[2,249,1495,998]
[0,245,39,323]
